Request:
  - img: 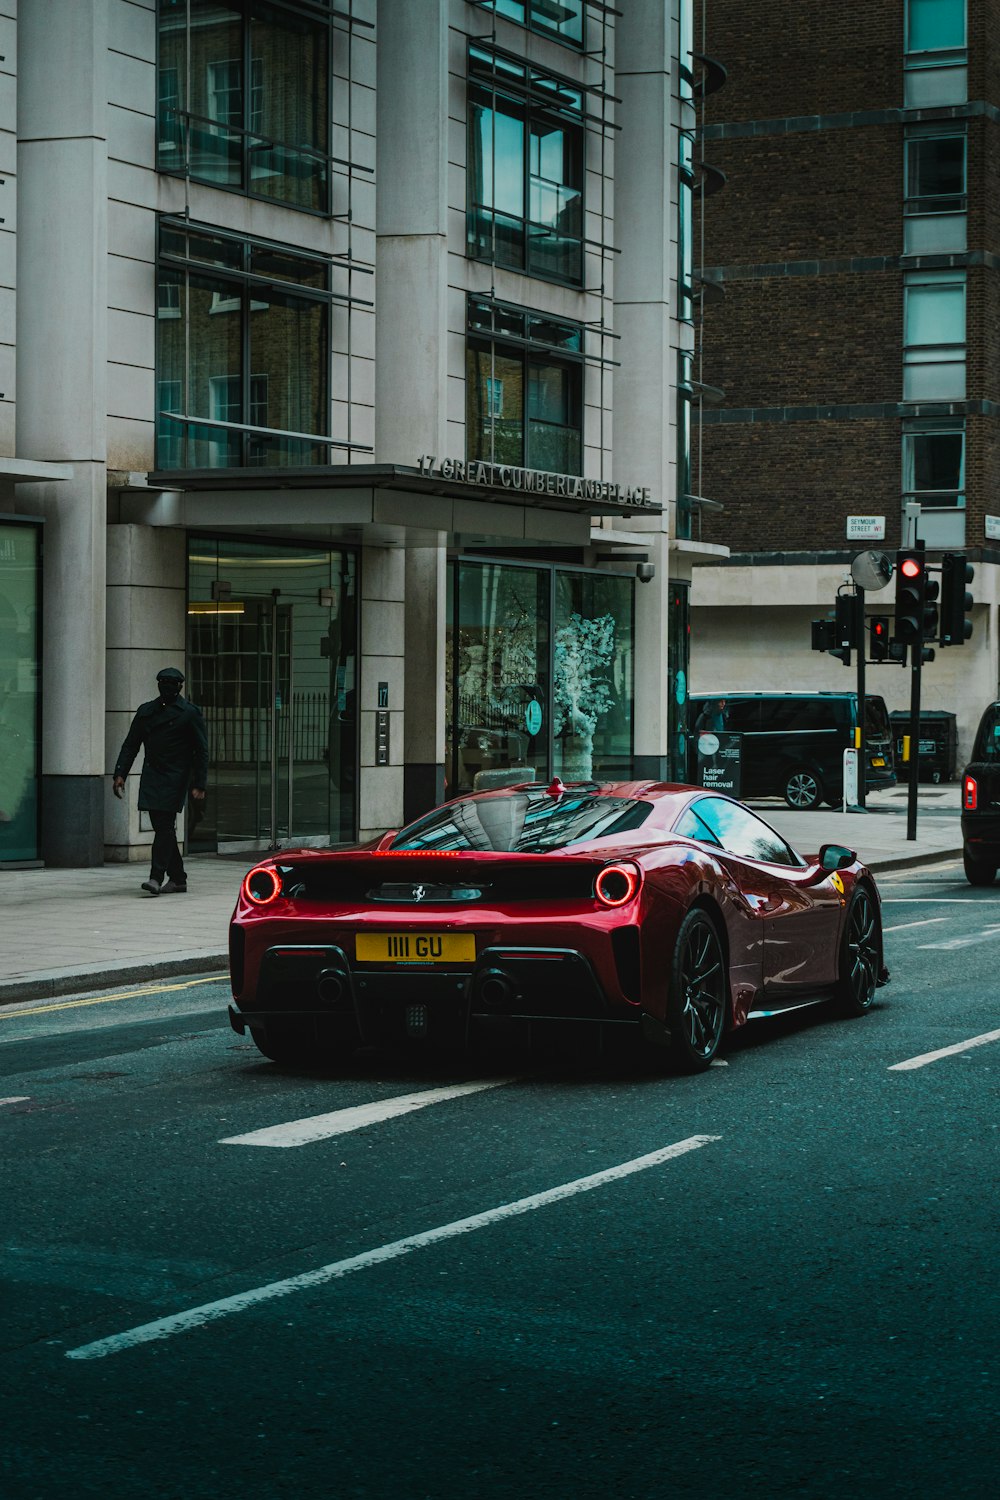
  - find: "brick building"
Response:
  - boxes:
[689,0,999,765]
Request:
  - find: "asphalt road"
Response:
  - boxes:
[1,856,997,1500]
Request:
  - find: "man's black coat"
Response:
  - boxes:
[114,695,209,813]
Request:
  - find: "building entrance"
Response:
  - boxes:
[187,539,357,852]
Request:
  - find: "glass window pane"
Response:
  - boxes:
[908,0,966,51]
[907,430,964,491]
[248,9,329,211]
[904,281,965,345]
[450,562,549,793]
[247,289,327,465]
[532,0,584,44]
[0,524,40,862]
[467,346,524,466]
[693,797,798,865]
[907,134,965,206]
[553,572,633,782]
[527,359,581,473]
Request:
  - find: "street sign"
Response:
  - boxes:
[847,515,886,542]
[986,515,1000,541]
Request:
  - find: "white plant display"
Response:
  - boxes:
[553,611,615,779]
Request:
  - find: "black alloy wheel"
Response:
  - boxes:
[963,846,996,887]
[666,908,728,1072]
[784,768,823,810]
[835,885,880,1016]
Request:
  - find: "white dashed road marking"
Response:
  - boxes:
[0,1096,30,1107]
[219,1079,515,1147]
[889,1028,1000,1072]
[883,917,948,933]
[916,925,1000,951]
[66,1135,721,1360]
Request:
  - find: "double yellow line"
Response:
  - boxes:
[0,974,225,1020]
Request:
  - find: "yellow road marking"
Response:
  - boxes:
[0,974,225,1019]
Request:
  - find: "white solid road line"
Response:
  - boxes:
[0,1096,30,1107]
[883,917,948,933]
[219,1079,515,1148]
[889,1028,1000,1072]
[65,1134,721,1361]
[916,924,1000,951]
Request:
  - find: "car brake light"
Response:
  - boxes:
[595,862,642,908]
[243,864,282,905]
[964,775,978,811]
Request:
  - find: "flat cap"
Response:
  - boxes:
[156,666,185,682]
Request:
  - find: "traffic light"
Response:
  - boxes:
[835,592,857,650]
[940,552,975,645]
[923,574,940,640]
[870,615,890,662]
[894,549,926,643]
[810,616,850,665]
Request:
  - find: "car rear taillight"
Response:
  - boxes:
[964,774,978,811]
[243,864,282,905]
[594,862,642,908]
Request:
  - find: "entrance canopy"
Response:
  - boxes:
[121,463,662,549]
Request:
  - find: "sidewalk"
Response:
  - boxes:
[0,785,962,1006]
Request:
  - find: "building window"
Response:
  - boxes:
[466,297,584,474]
[904,125,966,253]
[903,421,965,548]
[156,0,331,214]
[903,269,965,401]
[472,0,585,47]
[904,0,967,106]
[0,521,41,864]
[156,220,330,469]
[467,45,584,285]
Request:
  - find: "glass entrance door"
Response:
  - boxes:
[188,539,358,851]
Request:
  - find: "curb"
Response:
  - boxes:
[0,952,229,1009]
[866,847,962,874]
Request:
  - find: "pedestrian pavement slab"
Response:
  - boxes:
[0,787,963,1007]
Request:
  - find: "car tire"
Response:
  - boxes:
[665,908,728,1072]
[962,847,996,887]
[834,884,880,1017]
[249,1021,315,1065]
[784,768,823,810]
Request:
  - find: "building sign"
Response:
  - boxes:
[846,515,886,542]
[696,731,742,796]
[986,515,1000,541]
[417,455,657,512]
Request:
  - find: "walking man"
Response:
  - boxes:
[113,667,208,896]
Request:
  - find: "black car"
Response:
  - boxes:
[961,701,1000,884]
[688,691,896,810]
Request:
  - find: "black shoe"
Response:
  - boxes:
[160,879,188,894]
[141,878,163,896]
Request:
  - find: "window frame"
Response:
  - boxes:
[467,43,586,288]
[156,218,334,471]
[466,295,585,475]
[902,420,966,513]
[902,268,966,402]
[156,0,336,218]
[904,0,967,62]
[470,0,587,51]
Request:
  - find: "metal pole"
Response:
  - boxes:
[269,591,280,849]
[856,584,866,809]
[906,544,926,843]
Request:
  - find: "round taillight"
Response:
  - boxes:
[595,862,641,908]
[243,865,282,905]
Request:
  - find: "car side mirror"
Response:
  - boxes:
[819,843,856,872]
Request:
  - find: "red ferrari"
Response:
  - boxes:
[228,780,888,1071]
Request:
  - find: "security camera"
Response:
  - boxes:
[636,562,655,583]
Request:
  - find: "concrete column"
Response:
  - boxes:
[614,0,682,781]
[375,0,449,821]
[358,545,406,839]
[16,0,109,863]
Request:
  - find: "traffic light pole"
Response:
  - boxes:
[855,585,866,808]
[906,591,925,843]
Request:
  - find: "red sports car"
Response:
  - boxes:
[227,780,888,1071]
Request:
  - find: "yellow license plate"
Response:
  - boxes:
[355,932,476,964]
[871,757,886,767]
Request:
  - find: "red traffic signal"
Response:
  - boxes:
[870,615,890,662]
[894,548,926,643]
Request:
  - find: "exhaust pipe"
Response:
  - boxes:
[477,968,514,1010]
[316,969,345,1006]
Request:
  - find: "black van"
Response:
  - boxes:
[687,691,896,809]
[960,701,1000,884]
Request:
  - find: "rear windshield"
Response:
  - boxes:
[864,696,891,740]
[391,790,652,853]
[974,705,1000,761]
